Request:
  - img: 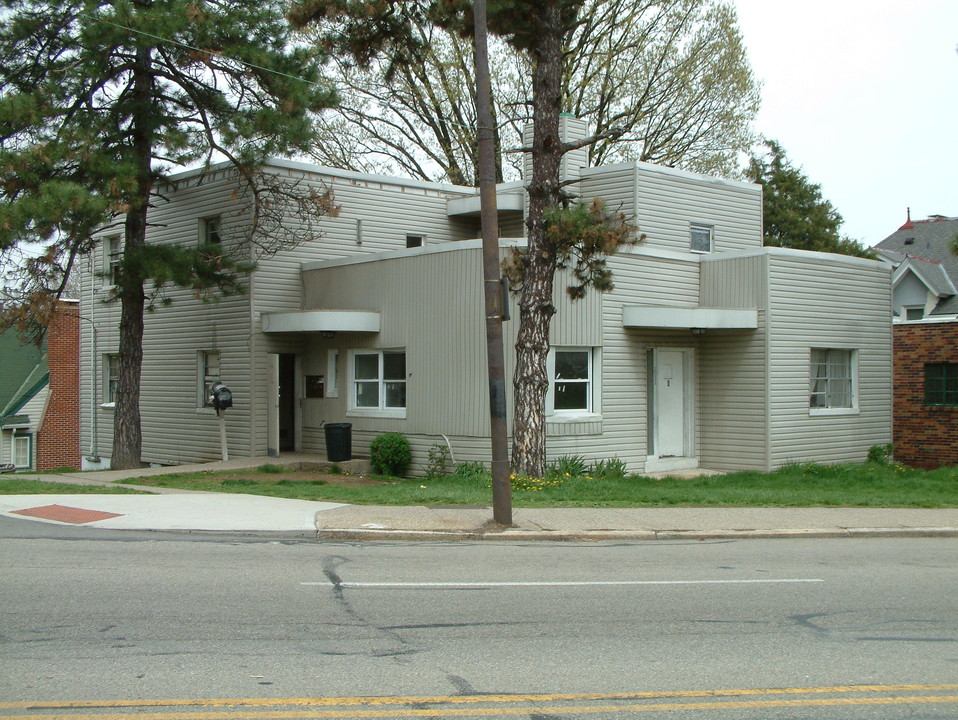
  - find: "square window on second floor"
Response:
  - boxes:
[690,224,713,254]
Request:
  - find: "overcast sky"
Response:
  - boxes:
[732,0,958,247]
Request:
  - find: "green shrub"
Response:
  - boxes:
[547,454,589,478]
[370,432,412,477]
[453,461,489,479]
[590,457,628,480]
[423,443,450,480]
[868,443,894,464]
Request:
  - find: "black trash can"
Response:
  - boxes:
[324,423,352,462]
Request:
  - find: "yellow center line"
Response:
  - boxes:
[3,684,958,710]
[1,696,958,720]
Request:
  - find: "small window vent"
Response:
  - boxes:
[903,237,915,245]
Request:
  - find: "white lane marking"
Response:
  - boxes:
[302,578,824,588]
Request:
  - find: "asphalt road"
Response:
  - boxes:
[1,517,956,719]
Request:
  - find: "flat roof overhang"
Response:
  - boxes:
[622,306,758,330]
[262,310,380,334]
[447,192,524,217]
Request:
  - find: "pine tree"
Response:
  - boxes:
[747,140,872,258]
[0,0,336,468]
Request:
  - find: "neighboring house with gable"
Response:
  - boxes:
[875,212,958,469]
[76,119,892,474]
[1,301,81,471]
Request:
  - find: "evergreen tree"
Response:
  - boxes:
[0,0,336,468]
[747,140,872,258]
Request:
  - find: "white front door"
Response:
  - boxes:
[647,348,696,472]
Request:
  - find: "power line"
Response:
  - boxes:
[78,11,325,89]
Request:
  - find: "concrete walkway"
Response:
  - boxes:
[3,455,958,541]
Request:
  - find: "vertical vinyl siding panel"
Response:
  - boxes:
[301,249,488,440]
[698,254,769,470]
[766,252,892,466]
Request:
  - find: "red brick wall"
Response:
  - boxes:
[893,321,958,469]
[36,302,81,470]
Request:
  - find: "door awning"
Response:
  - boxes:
[262,310,380,333]
[622,306,758,330]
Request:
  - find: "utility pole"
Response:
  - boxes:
[474,0,512,525]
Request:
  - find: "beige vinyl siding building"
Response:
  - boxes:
[77,143,892,474]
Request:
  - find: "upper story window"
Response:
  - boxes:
[406,234,424,249]
[690,224,713,254]
[350,350,406,417]
[105,235,122,285]
[925,363,958,406]
[904,306,925,321]
[810,348,857,412]
[202,217,222,246]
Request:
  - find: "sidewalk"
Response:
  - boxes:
[3,456,958,540]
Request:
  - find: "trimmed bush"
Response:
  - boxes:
[370,432,412,477]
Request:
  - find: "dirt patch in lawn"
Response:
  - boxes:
[225,471,392,487]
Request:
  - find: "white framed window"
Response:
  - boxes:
[547,347,600,420]
[690,223,713,254]
[904,306,925,321]
[105,235,122,285]
[202,216,222,246]
[809,348,857,413]
[102,354,119,406]
[406,234,425,248]
[12,434,32,468]
[326,349,340,398]
[349,350,406,417]
[198,350,221,408]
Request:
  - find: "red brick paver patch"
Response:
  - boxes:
[11,504,124,524]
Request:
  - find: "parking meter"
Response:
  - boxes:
[210,381,233,413]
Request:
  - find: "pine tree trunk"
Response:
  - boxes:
[111,36,153,470]
[510,1,566,478]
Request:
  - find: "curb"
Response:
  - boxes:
[315,527,958,542]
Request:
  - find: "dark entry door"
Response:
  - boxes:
[278,353,296,452]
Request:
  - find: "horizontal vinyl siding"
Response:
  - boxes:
[580,165,636,228]
[633,164,762,255]
[766,253,892,466]
[81,171,256,466]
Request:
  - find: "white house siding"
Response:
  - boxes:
[765,251,892,466]
[699,255,769,471]
[632,163,762,255]
[246,164,480,457]
[579,164,636,226]
[1,387,47,468]
[589,251,703,474]
[79,168,257,466]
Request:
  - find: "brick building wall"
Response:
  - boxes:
[36,301,81,470]
[893,320,958,469]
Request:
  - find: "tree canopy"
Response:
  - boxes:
[0,0,336,467]
[298,0,758,185]
[747,140,872,258]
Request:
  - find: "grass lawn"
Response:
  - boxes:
[0,477,147,494]
[118,460,958,508]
